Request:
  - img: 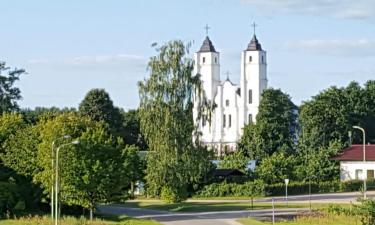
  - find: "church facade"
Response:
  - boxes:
[193,33,268,154]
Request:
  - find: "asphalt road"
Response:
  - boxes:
[98,191,375,225]
[98,205,306,225]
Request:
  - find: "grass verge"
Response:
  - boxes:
[237,214,360,225]
[0,215,161,225]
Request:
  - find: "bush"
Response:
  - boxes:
[195,179,375,198]
[194,180,265,198]
[160,186,187,203]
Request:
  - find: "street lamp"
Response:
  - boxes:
[51,135,71,219]
[55,140,79,225]
[353,126,366,199]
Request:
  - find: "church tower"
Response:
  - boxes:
[240,29,267,126]
[193,36,220,101]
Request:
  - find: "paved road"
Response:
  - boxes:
[98,205,306,225]
[99,191,375,225]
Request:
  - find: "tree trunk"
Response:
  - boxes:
[90,208,93,221]
[131,181,135,197]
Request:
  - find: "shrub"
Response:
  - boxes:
[160,186,187,203]
[194,180,265,198]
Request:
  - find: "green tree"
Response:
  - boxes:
[238,88,297,160]
[79,89,123,137]
[34,112,126,219]
[255,151,295,184]
[295,140,342,182]
[121,109,147,150]
[218,150,250,174]
[138,40,212,202]
[0,62,26,113]
[122,145,145,197]
[0,113,42,216]
[299,81,375,149]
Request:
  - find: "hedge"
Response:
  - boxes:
[194,179,375,198]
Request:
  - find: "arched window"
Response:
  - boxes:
[262,56,264,63]
[215,57,217,63]
[225,99,229,107]
[249,56,252,62]
[223,114,226,128]
[203,57,206,63]
[229,114,232,128]
[248,89,253,104]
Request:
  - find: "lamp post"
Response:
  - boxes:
[55,140,79,225]
[353,126,366,199]
[51,135,71,219]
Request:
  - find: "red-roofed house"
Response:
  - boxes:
[332,144,375,181]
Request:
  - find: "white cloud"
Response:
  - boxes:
[283,38,375,56]
[27,53,145,66]
[241,0,375,19]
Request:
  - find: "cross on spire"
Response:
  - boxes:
[204,24,210,36]
[226,71,230,80]
[251,21,258,35]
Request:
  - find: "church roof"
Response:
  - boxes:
[198,36,217,53]
[246,35,262,51]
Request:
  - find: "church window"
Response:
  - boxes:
[248,89,253,104]
[229,114,232,128]
[262,56,264,63]
[215,57,217,63]
[203,57,206,63]
[226,99,229,107]
[248,114,253,124]
[249,56,252,62]
[223,114,226,127]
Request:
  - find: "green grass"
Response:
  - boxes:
[117,201,334,212]
[0,215,161,225]
[237,214,360,225]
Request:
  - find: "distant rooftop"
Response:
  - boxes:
[332,144,375,161]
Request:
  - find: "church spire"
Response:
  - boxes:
[246,21,263,51]
[198,24,217,52]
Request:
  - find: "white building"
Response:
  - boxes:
[193,32,267,154]
[332,144,375,181]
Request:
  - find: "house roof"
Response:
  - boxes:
[332,144,375,161]
[213,169,245,177]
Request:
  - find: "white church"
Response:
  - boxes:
[193,30,268,154]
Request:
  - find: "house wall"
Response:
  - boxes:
[340,161,375,181]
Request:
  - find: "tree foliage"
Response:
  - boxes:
[0,62,26,113]
[238,88,297,160]
[255,151,295,184]
[121,109,147,150]
[79,89,123,137]
[138,40,212,202]
[218,150,250,174]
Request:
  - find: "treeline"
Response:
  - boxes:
[0,64,147,218]
[221,80,375,184]
[1,40,375,216]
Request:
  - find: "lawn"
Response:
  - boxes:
[237,215,360,225]
[0,215,161,225]
[118,201,334,212]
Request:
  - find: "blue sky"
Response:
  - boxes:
[1,0,375,110]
